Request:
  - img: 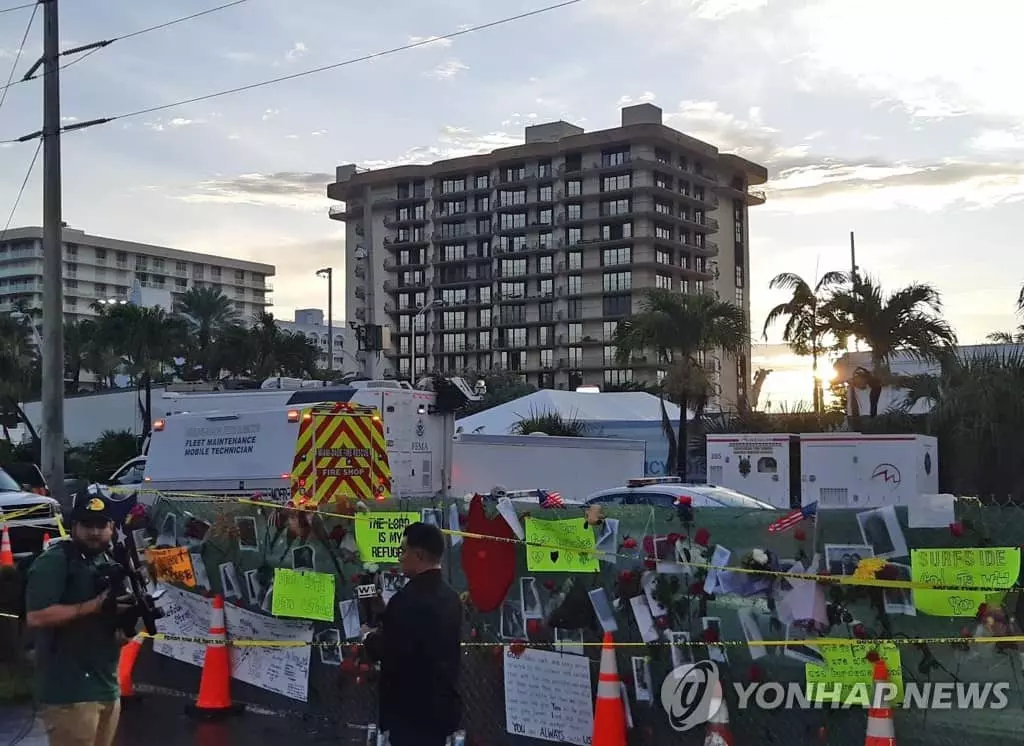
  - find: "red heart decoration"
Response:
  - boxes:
[461,494,517,613]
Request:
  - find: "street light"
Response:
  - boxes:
[316,268,334,376]
[413,299,445,387]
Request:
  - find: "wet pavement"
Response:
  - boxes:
[0,694,362,745]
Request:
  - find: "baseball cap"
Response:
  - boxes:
[70,489,115,524]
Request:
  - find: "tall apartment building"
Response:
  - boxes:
[0,226,275,327]
[327,104,766,409]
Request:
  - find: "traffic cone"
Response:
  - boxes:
[118,633,145,703]
[41,532,51,550]
[703,679,734,746]
[592,632,627,746]
[865,659,896,746]
[0,525,13,567]
[185,595,243,719]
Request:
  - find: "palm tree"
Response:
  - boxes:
[0,313,41,444]
[174,287,241,379]
[250,310,282,378]
[209,323,257,378]
[822,275,957,417]
[612,290,748,481]
[276,332,321,378]
[762,271,847,413]
[63,319,97,393]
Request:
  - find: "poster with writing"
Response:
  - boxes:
[145,547,196,588]
[805,641,903,704]
[153,586,313,702]
[910,547,1020,616]
[524,518,599,573]
[271,568,336,622]
[354,512,418,564]
[503,647,594,746]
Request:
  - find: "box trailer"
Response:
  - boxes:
[799,433,938,510]
[705,434,799,509]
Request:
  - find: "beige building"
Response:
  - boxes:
[327,104,766,409]
[0,226,274,325]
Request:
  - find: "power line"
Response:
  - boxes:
[1,0,585,143]
[0,138,41,241]
[0,2,35,16]
[0,0,253,94]
[0,0,38,116]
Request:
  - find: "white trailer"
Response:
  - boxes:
[705,434,798,509]
[451,433,646,504]
[799,433,938,510]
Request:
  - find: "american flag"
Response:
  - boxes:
[537,489,564,508]
[767,502,817,534]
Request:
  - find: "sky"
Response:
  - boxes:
[1,0,1023,407]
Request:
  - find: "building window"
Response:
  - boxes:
[500,282,526,300]
[500,213,527,230]
[538,256,553,274]
[567,204,582,220]
[501,165,526,183]
[605,369,633,386]
[441,178,466,194]
[538,231,553,249]
[601,247,631,266]
[654,199,673,215]
[500,189,527,206]
[442,244,465,261]
[539,302,554,322]
[602,271,631,292]
[601,174,631,192]
[602,321,618,340]
[539,185,553,202]
[439,200,466,216]
[656,273,672,290]
[538,278,553,297]
[566,180,582,197]
[443,311,466,329]
[568,323,583,343]
[602,294,631,316]
[474,173,490,189]
[568,347,583,366]
[655,224,673,240]
[603,346,618,365]
[538,160,552,179]
[601,148,630,167]
[479,308,492,327]
[656,248,672,265]
[567,299,582,319]
[600,223,632,241]
[441,288,468,305]
[568,228,582,246]
[735,265,744,288]
[654,173,671,190]
[540,348,554,368]
[568,275,582,295]
[568,251,582,270]
[501,258,528,277]
[600,198,631,217]
[538,208,553,225]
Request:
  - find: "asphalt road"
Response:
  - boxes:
[0,695,361,746]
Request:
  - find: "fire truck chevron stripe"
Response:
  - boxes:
[314,415,374,504]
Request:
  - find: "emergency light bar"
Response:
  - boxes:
[626,477,683,487]
[152,419,165,432]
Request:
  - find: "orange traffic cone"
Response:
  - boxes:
[118,633,145,703]
[865,659,896,746]
[592,632,627,746]
[186,595,243,719]
[0,525,13,567]
[703,679,734,746]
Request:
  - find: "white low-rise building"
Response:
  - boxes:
[277,308,360,374]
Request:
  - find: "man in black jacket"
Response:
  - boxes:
[363,522,463,746]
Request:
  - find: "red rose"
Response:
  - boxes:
[865,651,880,663]
[852,623,867,639]
[976,604,988,619]
[667,533,681,545]
[619,570,634,584]
[341,658,356,672]
[655,616,668,629]
[793,528,806,541]
[622,537,638,550]
[688,582,703,596]
[703,628,720,643]
[526,619,542,636]
[644,559,657,571]
[695,528,711,547]
[470,627,479,639]
[543,580,556,592]
[509,640,527,657]
[949,521,965,537]
[350,573,362,584]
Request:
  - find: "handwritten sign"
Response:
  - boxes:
[524,518,599,573]
[355,584,378,599]
[504,647,593,745]
[355,512,418,563]
[805,642,903,705]
[145,547,196,588]
[911,548,1020,616]
[271,568,336,622]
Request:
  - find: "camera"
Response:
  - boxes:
[95,560,165,636]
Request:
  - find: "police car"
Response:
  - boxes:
[584,477,774,510]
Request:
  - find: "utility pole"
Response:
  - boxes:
[849,231,858,281]
[316,267,333,376]
[40,0,64,502]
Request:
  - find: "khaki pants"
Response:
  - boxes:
[41,700,121,746]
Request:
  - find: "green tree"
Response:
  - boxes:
[511,410,590,436]
[175,287,241,379]
[63,318,98,393]
[822,275,957,417]
[612,290,748,481]
[0,313,41,444]
[762,271,847,413]
[275,332,321,378]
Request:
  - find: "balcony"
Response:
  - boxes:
[383,235,429,248]
[328,203,364,221]
[383,214,428,228]
[371,192,427,209]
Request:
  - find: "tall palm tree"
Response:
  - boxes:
[762,271,847,413]
[612,290,748,481]
[63,319,97,393]
[0,313,41,444]
[251,310,282,378]
[822,275,957,417]
[276,332,321,378]
[174,287,241,379]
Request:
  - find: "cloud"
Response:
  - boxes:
[222,51,256,63]
[285,42,308,61]
[408,35,453,48]
[425,59,468,80]
[358,124,522,170]
[262,109,280,121]
[616,92,657,107]
[689,0,767,19]
[177,172,333,212]
[969,128,1024,152]
[145,117,203,132]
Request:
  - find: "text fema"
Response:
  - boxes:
[660,661,1010,732]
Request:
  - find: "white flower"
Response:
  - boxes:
[364,563,379,573]
[751,549,769,565]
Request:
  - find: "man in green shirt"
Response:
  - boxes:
[26,490,126,746]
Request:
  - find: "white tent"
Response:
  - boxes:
[456,390,692,434]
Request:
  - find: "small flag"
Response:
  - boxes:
[537,489,564,508]
[768,502,817,534]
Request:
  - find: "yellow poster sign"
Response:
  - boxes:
[271,568,336,622]
[524,518,599,573]
[144,546,196,588]
[805,642,903,705]
[911,547,1020,616]
[354,512,419,564]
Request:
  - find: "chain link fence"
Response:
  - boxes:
[55,493,1024,745]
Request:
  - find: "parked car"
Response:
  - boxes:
[0,467,61,558]
[584,477,775,510]
[2,461,49,496]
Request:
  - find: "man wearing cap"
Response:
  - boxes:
[25,489,127,746]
